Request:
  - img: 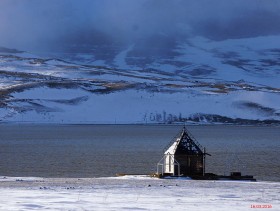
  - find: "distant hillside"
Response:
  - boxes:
[0,35,280,124]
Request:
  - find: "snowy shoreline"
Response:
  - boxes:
[0,176,279,211]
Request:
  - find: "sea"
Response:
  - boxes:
[0,124,279,182]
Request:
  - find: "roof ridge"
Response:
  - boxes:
[164,127,204,154]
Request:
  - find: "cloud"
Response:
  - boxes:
[0,0,279,52]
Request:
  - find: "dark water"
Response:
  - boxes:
[0,124,279,181]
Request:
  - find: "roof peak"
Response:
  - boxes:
[165,126,204,155]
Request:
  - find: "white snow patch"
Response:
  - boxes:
[11,87,85,100]
[0,177,279,211]
[114,45,135,69]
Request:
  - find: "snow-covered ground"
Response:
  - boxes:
[0,176,279,211]
[0,35,280,124]
[1,87,279,124]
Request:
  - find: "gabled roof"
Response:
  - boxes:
[164,127,204,155]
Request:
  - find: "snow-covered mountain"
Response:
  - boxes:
[0,35,280,124]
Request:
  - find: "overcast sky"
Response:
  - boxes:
[0,0,280,52]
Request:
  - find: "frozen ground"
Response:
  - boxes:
[0,176,279,211]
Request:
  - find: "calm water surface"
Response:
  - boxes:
[0,124,279,181]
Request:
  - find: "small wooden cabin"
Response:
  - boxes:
[157,127,208,177]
